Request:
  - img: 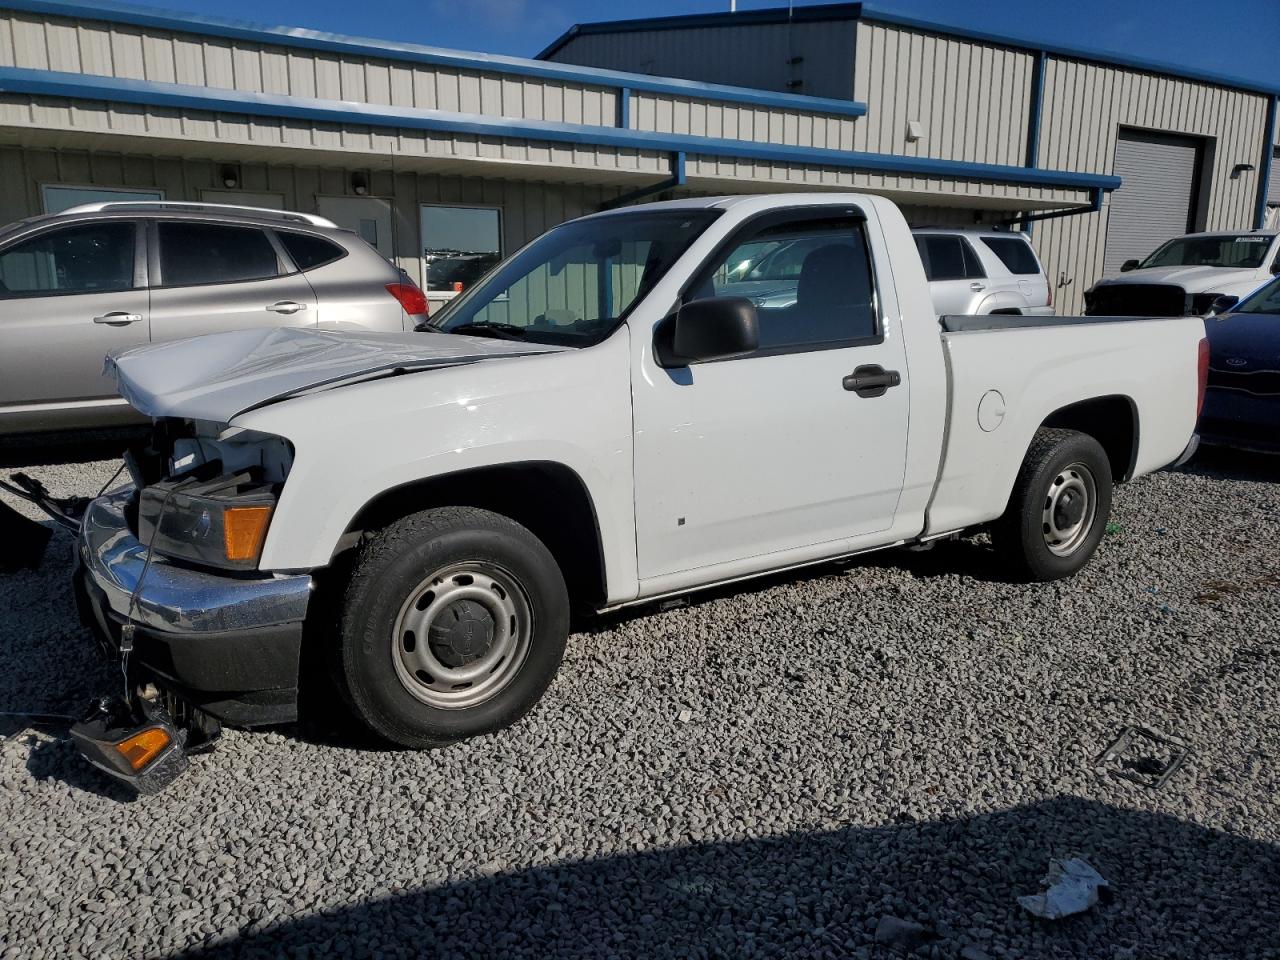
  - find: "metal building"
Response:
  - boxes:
[0,0,1273,314]
[542,4,1280,312]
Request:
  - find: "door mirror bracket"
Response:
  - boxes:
[654,297,760,368]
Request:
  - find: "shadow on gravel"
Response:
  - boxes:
[171,796,1278,960]
[1178,445,1280,484]
[0,427,143,468]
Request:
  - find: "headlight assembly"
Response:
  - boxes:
[137,471,277,571]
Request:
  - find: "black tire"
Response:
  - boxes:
[336,506,569,748]
[991,428,1114,582]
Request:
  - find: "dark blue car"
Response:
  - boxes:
[1200,278,1280,453]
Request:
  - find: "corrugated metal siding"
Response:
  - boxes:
[630,92,856,148]
[0,93,670,178]
[1269,146,1280,201]
[547,21,858,101]
[852,22,1032,166]
[1034,57,1269,312]
[0,10,618,127]
[0,143,626,283]
[1102,131,1199,276]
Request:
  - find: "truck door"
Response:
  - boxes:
[632,208,911,581]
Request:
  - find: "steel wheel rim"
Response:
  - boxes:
[1041,461,1098,557]
[391,561,533,710]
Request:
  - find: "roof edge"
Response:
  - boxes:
[536,1,1278,100]
[535,3,861,59]
[2,0,867,118]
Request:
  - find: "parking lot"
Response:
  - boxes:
[0,449,1276,959]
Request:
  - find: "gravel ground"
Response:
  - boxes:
[1,449,1278,959]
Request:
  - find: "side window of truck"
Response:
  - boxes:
[690,216,878,352]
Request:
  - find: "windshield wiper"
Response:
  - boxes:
[444,322,527,341]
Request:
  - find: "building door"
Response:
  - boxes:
[317,196,395,260]
[1103,130,1203,276]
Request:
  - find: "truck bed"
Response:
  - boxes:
[938,313,1179,333]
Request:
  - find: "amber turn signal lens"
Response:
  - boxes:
[115,727,171,771]
[223,505,273,563]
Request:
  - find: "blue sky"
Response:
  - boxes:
[180,0,1276,89]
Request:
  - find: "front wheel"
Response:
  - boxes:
[336,506,569,748]
[991,428,1114,582]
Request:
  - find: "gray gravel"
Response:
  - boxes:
[1,449,1278,959]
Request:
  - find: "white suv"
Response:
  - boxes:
[912,228,1053,316]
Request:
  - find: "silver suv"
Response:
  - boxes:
[912,228,1054,316]
[0,202,427,435]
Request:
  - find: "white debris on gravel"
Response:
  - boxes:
[0,449,1278,959]
[1017,857,1109,920]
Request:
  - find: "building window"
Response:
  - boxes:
[41,184,163,214]
[420,205,502,293]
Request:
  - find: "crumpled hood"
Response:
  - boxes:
[107,327,564,423]
[1096,264,1259,291]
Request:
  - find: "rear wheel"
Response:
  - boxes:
[991,428,1113,582]
[336,506,569,748]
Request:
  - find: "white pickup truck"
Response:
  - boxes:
[1085,229,1280,316]
[66,193,1206,753]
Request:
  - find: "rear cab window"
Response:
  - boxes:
[981,236,1042,275]
[157,221,280,287]
[914,235,986,281]
[278,232,346,271]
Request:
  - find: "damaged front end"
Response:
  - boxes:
[8,417,312,794]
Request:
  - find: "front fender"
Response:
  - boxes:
[232,332,638,599]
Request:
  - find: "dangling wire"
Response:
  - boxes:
[121,485,179,700]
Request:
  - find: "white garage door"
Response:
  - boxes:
[1103,130,1201,276]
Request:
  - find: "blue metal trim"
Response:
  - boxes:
[1256,96,1278,230]
[1005,186,1104,229]
[618,86,631,130]
[600,152,688,211]
[1026,51,1046,168]
[2,0,868,118]
[857,5,1279,98]
[0,67,1120,192]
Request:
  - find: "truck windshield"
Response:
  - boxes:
[431,209,720,346]
[1140,235,1275,270]
[1234,278,1280,315]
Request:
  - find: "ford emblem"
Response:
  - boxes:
[1225,357,1248,368]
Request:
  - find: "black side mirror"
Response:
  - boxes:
[655,297,759,367]
[1120,259,1140,272]
[1270,258,1280,276]
[1209,294,1239,315]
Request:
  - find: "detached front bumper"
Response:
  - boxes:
[76,488,313,726]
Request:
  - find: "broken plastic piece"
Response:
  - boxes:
[1018,857,1109,920]
[1099,725,1191,789]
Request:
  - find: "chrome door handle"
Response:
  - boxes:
[969,282,986,292]
[266,300,307,315]
[92,312,143,325]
